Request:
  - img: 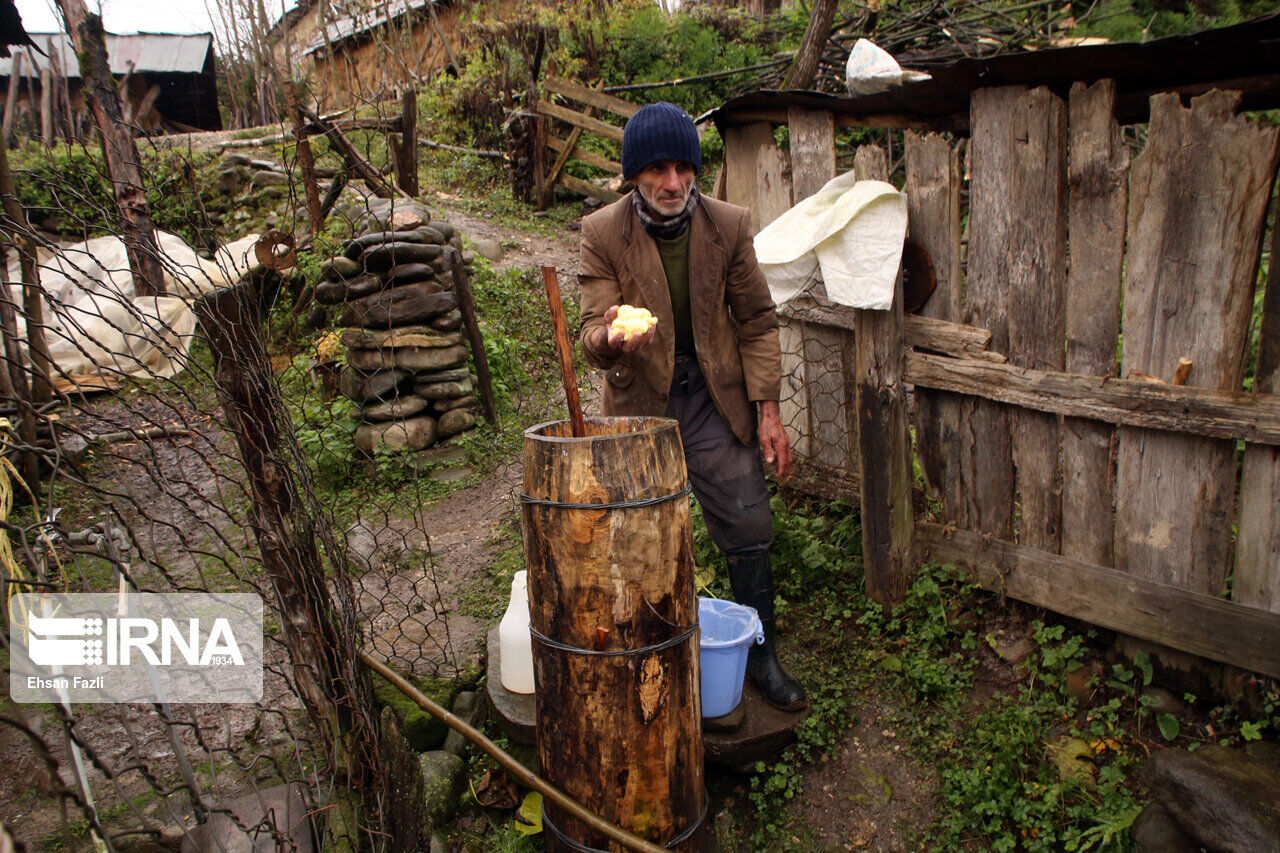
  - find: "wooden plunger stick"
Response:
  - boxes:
[541,265,586,437]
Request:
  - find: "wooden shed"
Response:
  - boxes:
[0,32,221,133]
[706,14,1280,682]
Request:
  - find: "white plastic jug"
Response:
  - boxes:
[499,570,535,694]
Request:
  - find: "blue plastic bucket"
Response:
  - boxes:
[698,596,764,718]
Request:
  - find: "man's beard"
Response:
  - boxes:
[639,183,692,219]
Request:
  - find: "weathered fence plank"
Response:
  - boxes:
[545,135,622,173]
[724,123,790,235]
[959,87,1018,538]
[779,108,835,460]
[536,99,625,144]
[1236,206,1280,611]
[1006,87,1067,552]
[916,522,1280,680]
[906,352,1280,444]
[1063,80,1127,568]
[1114,90,1280,592]
[788,107,835,202]
[853,145,913,605]
[904,133,964,521]
[542,76,640,118]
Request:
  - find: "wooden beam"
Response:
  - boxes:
[779,298,993,358]
[545,134,621,173]
[715,108,966,133]
[303,117,402,134]
[536,99,625,144]
[395,88,418,197]
[554,172,622,203]
[906,351,1280,445]
[542,77,639,118]
[915,522,1280,680]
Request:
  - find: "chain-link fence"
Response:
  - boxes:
[0,85,576,849]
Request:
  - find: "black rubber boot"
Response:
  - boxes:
[726,552,808,712]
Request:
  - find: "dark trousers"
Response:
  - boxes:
[664,359,772,555]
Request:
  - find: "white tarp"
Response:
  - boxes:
[6,231,261,387]
[754,173,907,311]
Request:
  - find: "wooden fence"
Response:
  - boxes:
[533,76,633,208]
[721,81,1280,680]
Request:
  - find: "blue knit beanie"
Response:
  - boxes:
[621,102,701,180]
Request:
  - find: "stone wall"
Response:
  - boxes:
[316,200,481,478]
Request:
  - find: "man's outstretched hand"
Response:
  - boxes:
[592,304,657,356]
[758,400,792,479]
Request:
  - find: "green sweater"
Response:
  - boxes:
[656,229,695,357]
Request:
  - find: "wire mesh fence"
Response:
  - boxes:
[0,87,576,849]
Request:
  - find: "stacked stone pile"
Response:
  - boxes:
[317,204,482,476]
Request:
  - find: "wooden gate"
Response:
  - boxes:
[533,76,634,208]
[722,80,1280,679]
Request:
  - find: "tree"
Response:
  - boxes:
[56,0,166,296]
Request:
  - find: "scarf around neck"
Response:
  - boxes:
[633,185,701,239]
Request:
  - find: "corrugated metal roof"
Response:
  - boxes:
[304,0,434,55]
[0,33,213,78]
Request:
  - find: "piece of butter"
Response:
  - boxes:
[610,305,658,342]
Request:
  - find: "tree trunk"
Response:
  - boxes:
[194,280,384,804]
[56,0,167,297]
[782,0,839,90]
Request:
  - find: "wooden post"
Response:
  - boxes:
[523,416,708,852]
[38,67,52,144]
[904,132,963,520]
[194,280,384,795]
[448,248,498,426]
[2,52,24,146]
[0,134,54,403]
[1063,80,1126,567]
[0,253,40,495]
[853,146,914,606]
[541,266,585,437]
[395,89,418,197]
[283,80,323,236]
[57,0,167,297]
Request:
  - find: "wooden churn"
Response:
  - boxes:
[521,415,711,852]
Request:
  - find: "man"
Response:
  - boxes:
[577,101,807,712]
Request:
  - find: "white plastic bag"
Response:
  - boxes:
[845,39,932,96]
[754,172,907,311]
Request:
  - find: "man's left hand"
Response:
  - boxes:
[758,400,792,480]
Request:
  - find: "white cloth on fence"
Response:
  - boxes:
[6,231,260,385]
[753,172,907,311]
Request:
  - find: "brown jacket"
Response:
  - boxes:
[578,192,781,445]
